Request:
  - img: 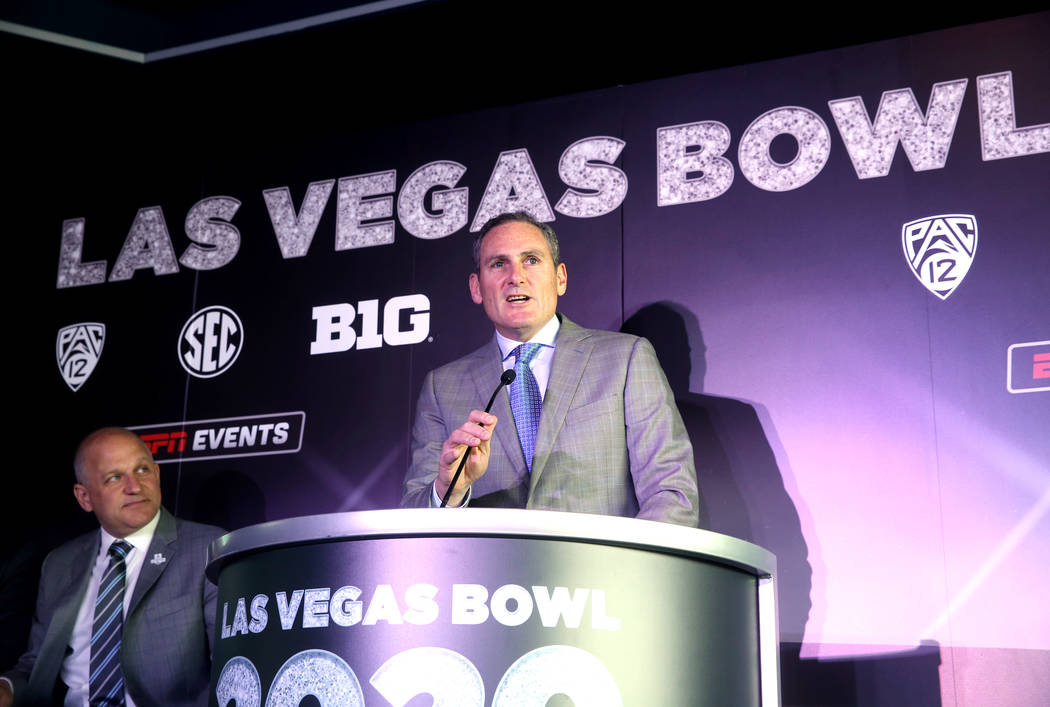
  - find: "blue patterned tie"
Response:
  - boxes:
[509,343,543,471]
[90,539,131,706]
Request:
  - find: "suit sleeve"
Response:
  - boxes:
[0,589,44,693]
[186,522,224,661]
[1,549,61,697]
[624,337,701,527]
[401,370,445,508]
[203,574,218,657]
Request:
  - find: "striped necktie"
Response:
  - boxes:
[90,539,132,706]
[509,342,543,471]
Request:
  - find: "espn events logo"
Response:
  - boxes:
[902,214,977,300]
[179,305,243,377]
[130,411,305,463]
[1007,340,1050,394]
[311,294,430,354]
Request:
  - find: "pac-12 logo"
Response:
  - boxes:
[56,322,105,392]
[179,305,244,378]
[902,214,977,300]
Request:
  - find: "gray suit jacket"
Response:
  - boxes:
[402,315,699,526]
[4,508,223,706]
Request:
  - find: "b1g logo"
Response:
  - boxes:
[311,294,430,355]
[179,305,244,378]
[902,214,978,300]
[56,322,105,392]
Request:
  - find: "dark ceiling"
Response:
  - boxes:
[0,0,429,61]
[1,2,1043,135]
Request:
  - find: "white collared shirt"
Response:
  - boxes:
[60,510,161,707]
[495,314,561,399]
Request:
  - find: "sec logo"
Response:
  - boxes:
[179,305,244,378]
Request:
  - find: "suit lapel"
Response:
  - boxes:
[128,508,176,615]
[529,316,593,490]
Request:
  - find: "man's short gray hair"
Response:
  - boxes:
[473,212,560,271]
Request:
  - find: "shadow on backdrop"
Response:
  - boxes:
[622,302,812,639]
[780,641,943,706]
[623,303,944,705]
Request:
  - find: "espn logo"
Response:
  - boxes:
[142,431,187,454]
[1007,340,1050,394]
[131,411,305,463]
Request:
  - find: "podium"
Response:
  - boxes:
[206,509,779,706]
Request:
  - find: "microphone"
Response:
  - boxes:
[497,368,516,390]
[440,368,516,508]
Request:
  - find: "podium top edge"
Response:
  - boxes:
[206,509,776,582]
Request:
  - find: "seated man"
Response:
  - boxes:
[1,427,223,706]
[402,212,699,526]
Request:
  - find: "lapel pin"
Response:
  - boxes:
[150,553,167,566]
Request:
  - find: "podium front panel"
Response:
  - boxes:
[208,509,777,706]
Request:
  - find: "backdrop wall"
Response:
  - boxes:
[9,11,1049,706]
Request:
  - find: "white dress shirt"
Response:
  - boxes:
[494,315,560,400]
[59,511,160,707]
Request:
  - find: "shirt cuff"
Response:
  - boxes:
[431,482,471,507]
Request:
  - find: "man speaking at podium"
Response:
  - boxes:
[401,212,699,527]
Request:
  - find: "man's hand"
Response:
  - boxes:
[436,410,497,506]
[0,679,14,707]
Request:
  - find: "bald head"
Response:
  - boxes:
[74,427,152,484]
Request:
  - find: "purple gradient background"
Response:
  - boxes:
[618,19,1050,653]
[35,11,1049,706]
